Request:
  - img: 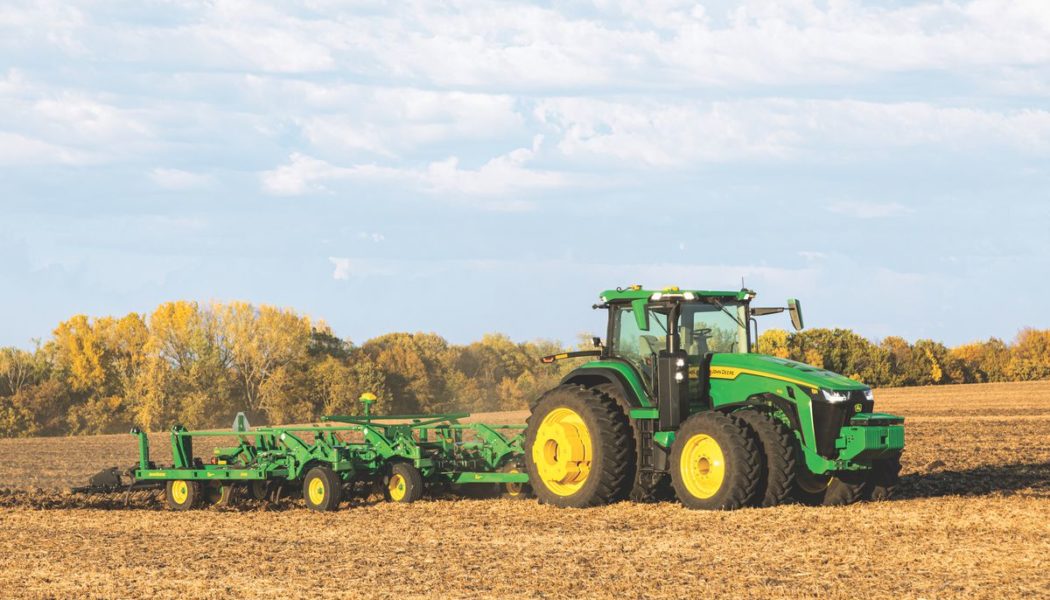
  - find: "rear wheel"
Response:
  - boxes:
[303,466,342,512]
[165,480,200,511]
[385,462,424,503]
[525,385,633,508]
[735,409,796,507]
[670,412,760,510]
[591,383,671,503]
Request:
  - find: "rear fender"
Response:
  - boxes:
[560,362,650,409]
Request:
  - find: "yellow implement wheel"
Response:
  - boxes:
[172,481,189,504]
[532,407,593,496]
[388,473,407,502]
[500,462,530,500]
[678,434,727,500]
[308,477,326,505]
[165,479,199,511]
[385,462,424,503]
[302,466,342,512]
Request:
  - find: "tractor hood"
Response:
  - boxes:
[708,353,868,392]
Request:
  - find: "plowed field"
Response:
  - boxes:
[0,381,1048,599]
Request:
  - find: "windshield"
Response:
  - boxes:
[680,301,749,356]
[610,304,670,387]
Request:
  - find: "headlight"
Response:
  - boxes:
[821,389,850,403]
[864,389,875,402]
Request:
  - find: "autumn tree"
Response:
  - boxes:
[217,302,312,421]
[1008,329,1050,381]
[138,301,234,430]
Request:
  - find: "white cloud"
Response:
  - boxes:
[329,257,352,280]
[358,232,385,243]
[826,201,915,219]
[0,131,93,166]
[260,136,569,206]
[149,168,212,190]
[534,98,1050,167]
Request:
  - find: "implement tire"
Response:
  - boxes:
[670,412,760,510]
[735,409,796,507]
[500,460,531,500]
[525,384,634,508]
[165,480,200,511]
[385,462,424,504]
[303,466,342,512]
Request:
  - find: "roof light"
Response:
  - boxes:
[683,292,695,300]
[651,293,663,301]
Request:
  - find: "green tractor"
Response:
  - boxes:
[526,286,904,509]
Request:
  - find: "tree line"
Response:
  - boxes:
[0,300,1048,437]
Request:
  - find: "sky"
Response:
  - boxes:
[1,0,1049,349]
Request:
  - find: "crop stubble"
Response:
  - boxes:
[0,381,1047,599]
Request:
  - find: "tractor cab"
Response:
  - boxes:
[600,286,801,412]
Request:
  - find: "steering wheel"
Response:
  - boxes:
[695,328,712,336]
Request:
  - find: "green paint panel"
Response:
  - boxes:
[575,361,653,407]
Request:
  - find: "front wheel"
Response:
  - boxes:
[670,412,760,510]
[792,466,865,506]
[865,455,903,501]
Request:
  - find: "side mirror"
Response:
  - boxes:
[787,298,804,331]
[592,337,603,349]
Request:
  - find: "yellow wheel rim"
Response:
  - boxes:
[504,468,523,497]
[532,407,592,496]
[308,477,326,505]
[388,473,407,501]
[171,480,189,505]
[679,434,726,500]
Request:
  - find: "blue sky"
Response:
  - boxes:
[1,1,1048,349]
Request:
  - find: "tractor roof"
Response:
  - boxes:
[600,286,753,303]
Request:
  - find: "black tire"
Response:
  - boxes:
[735,409,796,507]
[865,454,902,501]
[499,459,531,500]
[793,466,866,506]
[249,480,273,501]
[201,483,236,507]
[591,383,671,503]
[165,480,200,511]
[303,466,343,512]
[670,412,760,510]
[385,462,424,503]
[525,384,634,508]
